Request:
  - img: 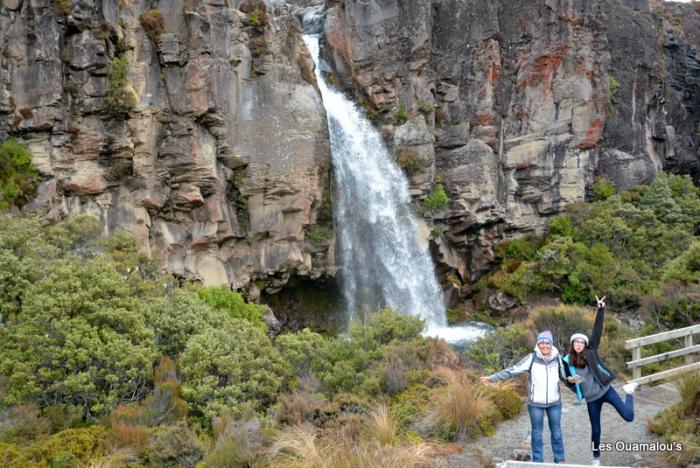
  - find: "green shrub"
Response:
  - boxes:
[528,305,593,353]
[312,337,381,395]
[547,215,575,238]
[424,184,449,210]
[395,104,408,125]
[0,139,38,209]
[639,173,700,232]
[592,176,616,201]
[304,225,333,243]
[179,321,286,424]
[248,9,267,30]
[106,56,136,117]
[147,421,204,468]
[196,285,267,331]
[350,308,425,346]
[484,385,522,421]
[417,102,433,115]
[0,425,107,467]
[504,238,539,262]
[276,328,327,379]
[608,75,620,98]
[145,290,225,357]
[390,384,431,430]
[0,256,157,418]
[661,241,700,285]
[465,324,531,374]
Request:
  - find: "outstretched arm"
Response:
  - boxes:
[481,353,533,383]
[589,295,606,349]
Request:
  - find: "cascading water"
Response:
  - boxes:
[303,34,490,342]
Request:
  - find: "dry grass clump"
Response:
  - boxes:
[363,404,399,446]
[268,404,436,468]
[421,368,494,439]
[139,9,164,44]
[275,391,328,426]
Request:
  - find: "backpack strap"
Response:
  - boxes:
[528,351,537,373]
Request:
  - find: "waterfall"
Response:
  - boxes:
[303,34,447,329]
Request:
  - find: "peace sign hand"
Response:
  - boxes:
[595,295,606,308]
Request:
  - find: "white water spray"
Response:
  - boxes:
[303,34,488,342]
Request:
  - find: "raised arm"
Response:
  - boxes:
[589,295,606,349]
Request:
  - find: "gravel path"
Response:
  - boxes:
[441,382,684,467]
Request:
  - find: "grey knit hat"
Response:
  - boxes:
[570,333,589,345]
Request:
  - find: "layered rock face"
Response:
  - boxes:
[0,0,334,291]
[321,0,699,297]
[1,0,698,304]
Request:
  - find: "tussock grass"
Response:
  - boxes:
[423,368,494,437]
[363,404,399,446]
[269,405,436,467]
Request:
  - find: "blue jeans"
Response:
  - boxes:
[587,386,634,458]
[527,403,565,463]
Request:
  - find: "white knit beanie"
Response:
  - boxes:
[570,333,589,345]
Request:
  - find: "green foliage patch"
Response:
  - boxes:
[424,183,449,211]
[106,56,136,117]
[0,140,38,210]
[483,173,700,309]
[179,320,286,424]
[196,284,267,331]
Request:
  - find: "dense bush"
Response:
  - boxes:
[311,310,424,395]
[145,289,225,357]
[528,305,593,353]
[197,285,267,331]
[0,425,107,467]
[179,320,287,423]
[276,328,327,379]
[0,139,38,209]
[147,421,204,468]
[424,183,449,210]
[465,324,532,374]
[106,56,136,116]
[485,173,700,311]
[0,255,157,418]
[639,282,700,331]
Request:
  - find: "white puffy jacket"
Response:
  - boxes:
[488,345,566,407]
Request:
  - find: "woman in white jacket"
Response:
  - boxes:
[480,330,568,464]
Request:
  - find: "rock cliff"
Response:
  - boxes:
[1,0,334,295]
[1,0,698,307]
[320,0,699,300]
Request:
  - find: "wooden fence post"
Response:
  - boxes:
[632,346,641,380]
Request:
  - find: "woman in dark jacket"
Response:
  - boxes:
[563,296,637,466]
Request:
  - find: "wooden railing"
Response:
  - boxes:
[625,324,700,385]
